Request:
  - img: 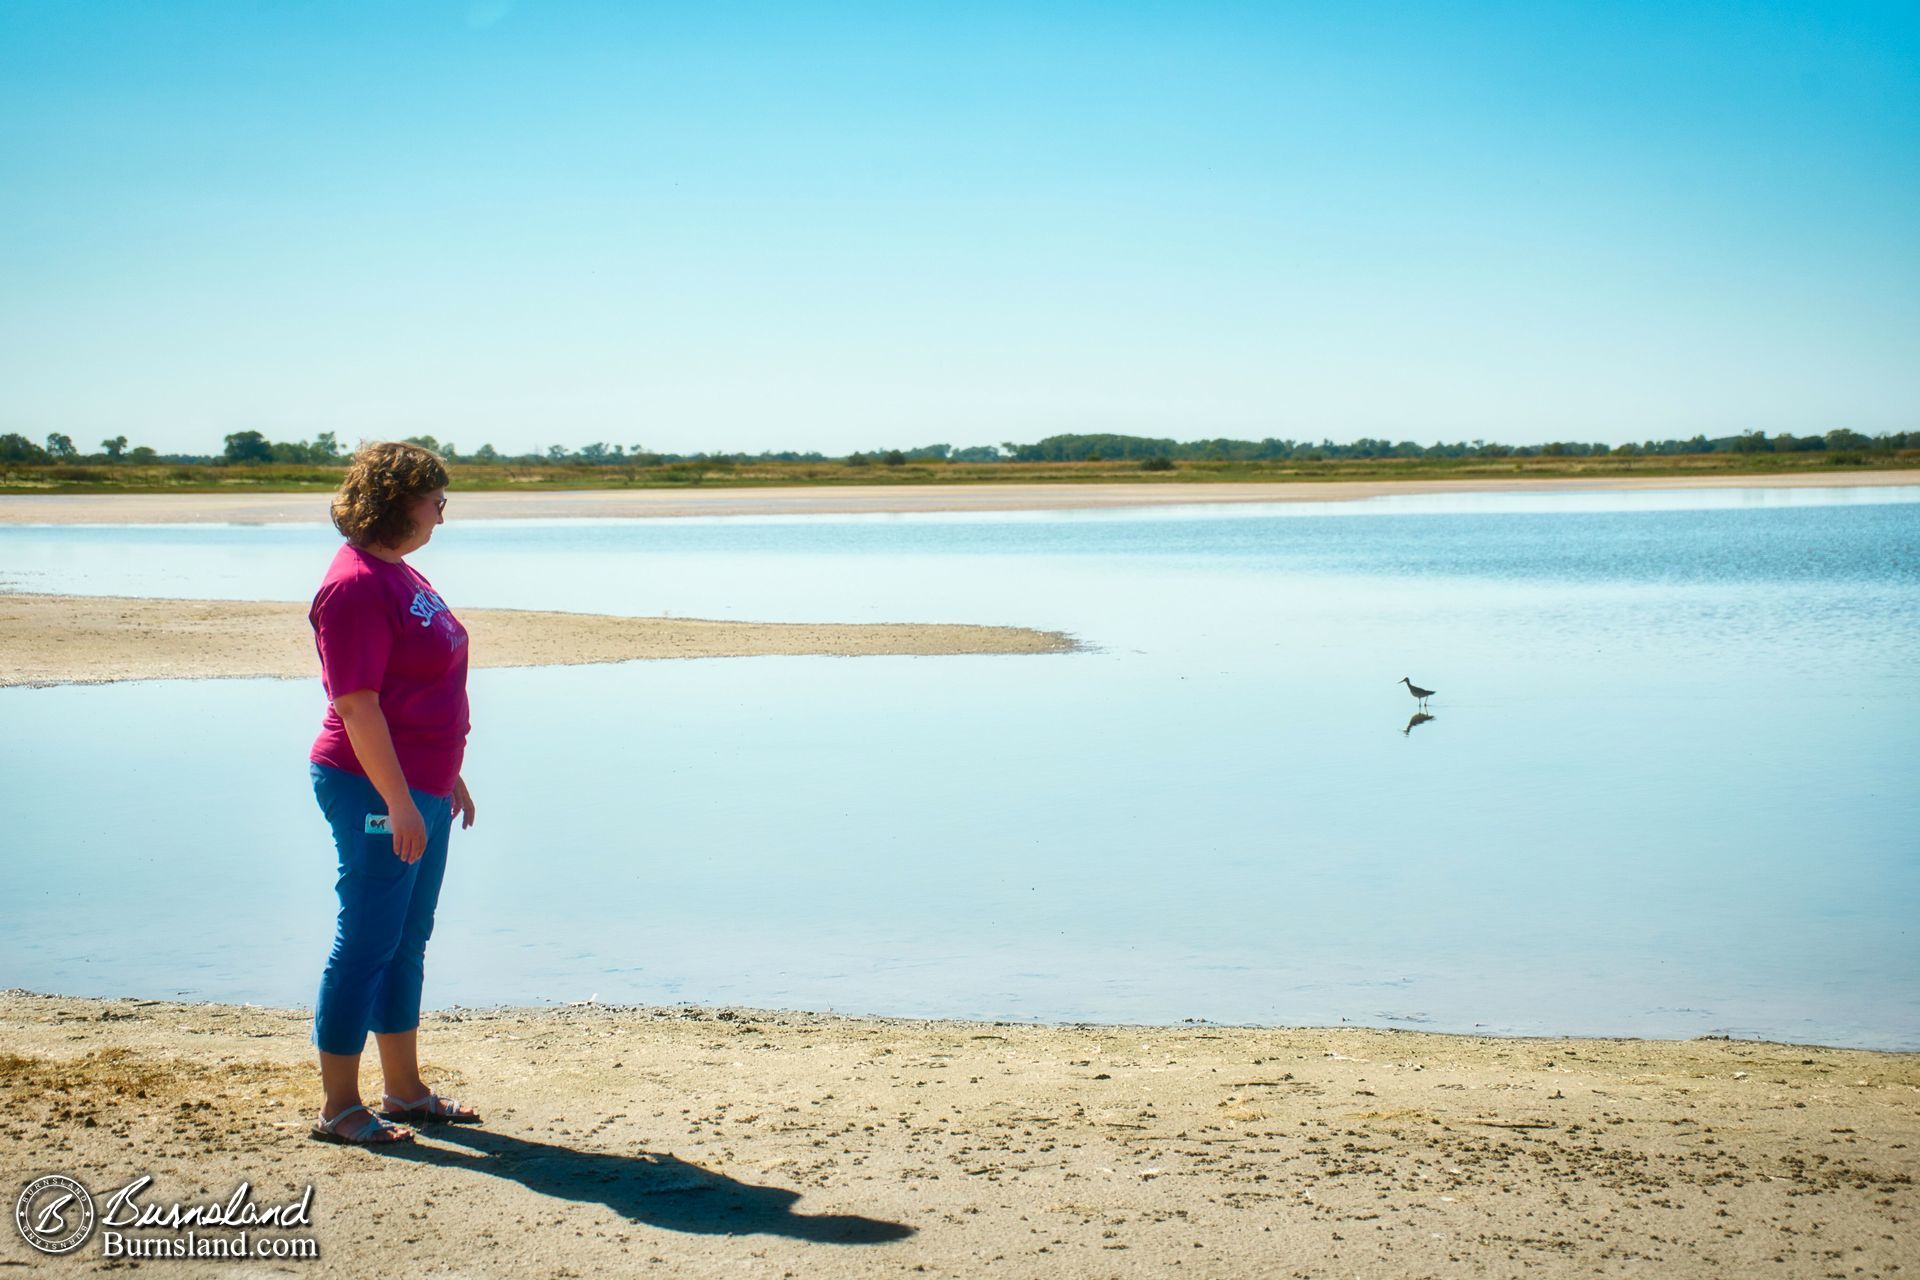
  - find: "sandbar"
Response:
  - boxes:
[0,593,1073,688]
[2,469,1916,524]
[1,991,1913,1277]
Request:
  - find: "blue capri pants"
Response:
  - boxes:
[310,762,455,1056]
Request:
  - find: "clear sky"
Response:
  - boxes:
[2,1,1915,456]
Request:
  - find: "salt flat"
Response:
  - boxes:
[3,469,1917,524]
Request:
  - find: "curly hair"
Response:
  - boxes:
[330,441,449,548]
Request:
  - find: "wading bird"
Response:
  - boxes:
[1399,677,1435,708]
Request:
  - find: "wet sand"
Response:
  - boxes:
[2,469,1916,524]
[1,991,1913,1277]
[0,594,1073,688]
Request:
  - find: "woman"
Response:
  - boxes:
[307,441,480,1145]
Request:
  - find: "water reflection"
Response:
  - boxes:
[1403,712,1436,736]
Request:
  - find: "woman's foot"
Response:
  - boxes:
[311,1103,415,1145]
[380,1088,480,1124]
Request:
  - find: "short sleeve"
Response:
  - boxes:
[312,572,396,700]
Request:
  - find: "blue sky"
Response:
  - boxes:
[2,1,1914,455]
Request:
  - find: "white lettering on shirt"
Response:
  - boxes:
[408,589,449,628]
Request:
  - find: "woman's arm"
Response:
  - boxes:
[452,774,476,830]
[332,689,428,862]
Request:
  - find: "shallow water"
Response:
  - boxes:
[2,487,1916,1048]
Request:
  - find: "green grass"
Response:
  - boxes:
[2,451,1916,495]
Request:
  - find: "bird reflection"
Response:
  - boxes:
[1403,711,1435,736]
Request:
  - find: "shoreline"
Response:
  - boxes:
[0,593,1074,688]
[9,985,1913,1056]
[1,468,1916,524]
[4,989,1914,1277]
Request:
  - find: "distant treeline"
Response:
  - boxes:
[997,429,1919,462]
[2,426,1915,468]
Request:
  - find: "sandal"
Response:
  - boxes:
[310,1104,415,1145]
[380,1090,481,1125]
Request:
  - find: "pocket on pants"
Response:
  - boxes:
[351,814,411,880]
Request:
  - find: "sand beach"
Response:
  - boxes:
[1,991,1914,1277]
[0,593,1073,688]
[1,469,1917,525]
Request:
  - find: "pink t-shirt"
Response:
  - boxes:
[308,543,470,797]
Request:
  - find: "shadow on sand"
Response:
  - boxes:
[388,1123,915,1244]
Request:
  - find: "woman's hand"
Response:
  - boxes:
[452,775,477,830]
[390,797,429,863]
[332,690,431,860]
